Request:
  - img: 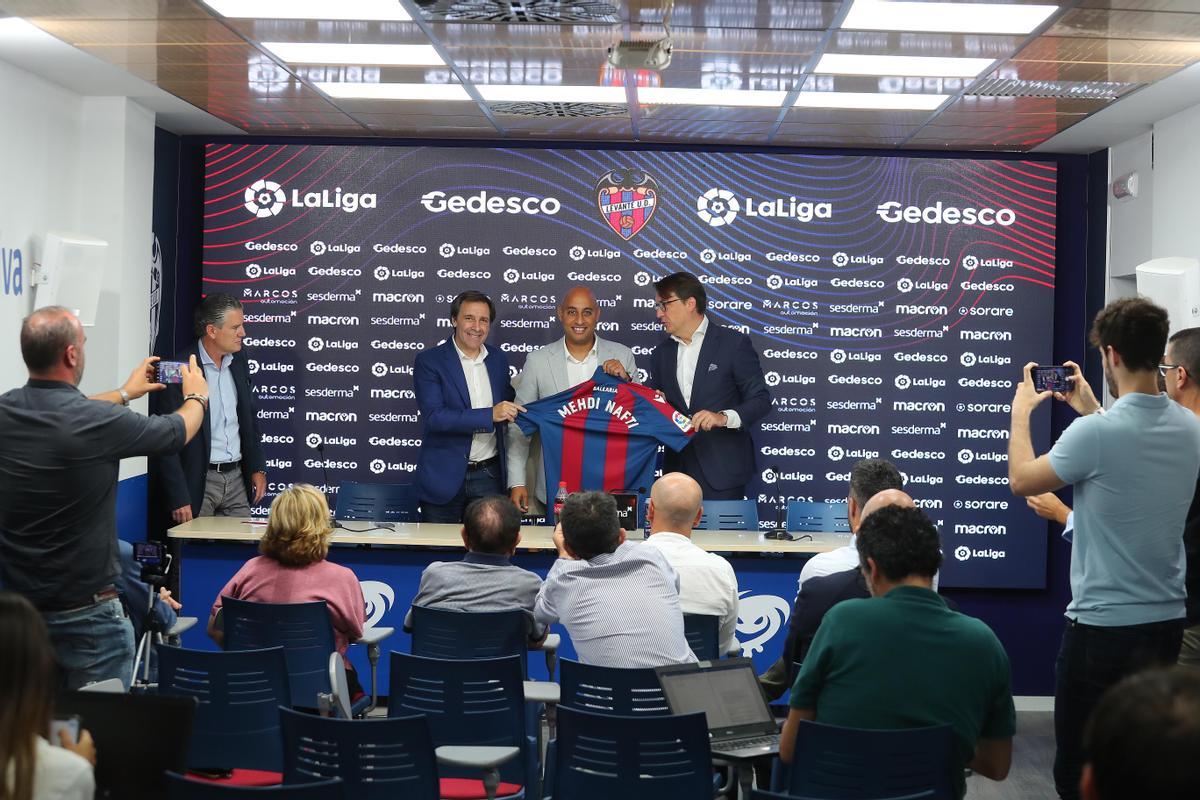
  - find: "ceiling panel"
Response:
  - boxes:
[1048,7,1200,41]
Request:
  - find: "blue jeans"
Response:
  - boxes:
[43,597,136,690]
[1053,616,1184,800]
[421,461,504,523]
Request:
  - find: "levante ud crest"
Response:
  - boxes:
[595,169,659,240]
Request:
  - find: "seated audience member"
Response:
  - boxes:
[781,490,915,678]
[535,491,696,668]
[780,506,1014,800]
[643,472,740,654]
[0,591,96,800]
[1081,668,1200,800]
[406,495,546,642]
[207,484,365,694]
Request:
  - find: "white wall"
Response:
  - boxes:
[0,58,157,480]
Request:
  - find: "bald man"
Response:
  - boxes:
[507,286,637,513]
[0,306,207,688]
[643,472,740,653]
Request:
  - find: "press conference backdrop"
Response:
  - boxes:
[202,144,1057,589]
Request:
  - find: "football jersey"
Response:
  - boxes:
[515,368,694,499]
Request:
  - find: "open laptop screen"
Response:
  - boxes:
[657,658,774,732]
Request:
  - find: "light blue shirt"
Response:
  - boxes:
[1049,392,1200,626]
[198,341,241,464]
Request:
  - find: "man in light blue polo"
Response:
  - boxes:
[1008,297,1200,800]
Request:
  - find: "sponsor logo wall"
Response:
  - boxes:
[204,144,1057,588]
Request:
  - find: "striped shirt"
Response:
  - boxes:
[534,540,697,668]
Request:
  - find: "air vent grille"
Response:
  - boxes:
[489,101,627,117]
[969,77,1141,101]
[416,0,618,23]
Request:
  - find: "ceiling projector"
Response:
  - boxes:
[607,37,673,71]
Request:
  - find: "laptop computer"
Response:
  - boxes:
[55,690,197,798]
[655,657,781,759]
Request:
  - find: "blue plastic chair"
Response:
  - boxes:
[158,646,291,775]
[787,501,851,533]
[683,613,720,660]
[558,659,669,716]
[408,604,557,680]
[388,652,537,799]
[786,721,955,800]
[550,706,714,799]
[167,772,343,798]
[334,482,418,523]
[697,499,759,530]
[279,708,438,800]
[752,792,934,800]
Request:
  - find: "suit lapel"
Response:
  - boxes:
[549,337,569,394]
[193,342,211,453]
[690,321,721,412]
[661,338,682,406]
[443,341,471,407]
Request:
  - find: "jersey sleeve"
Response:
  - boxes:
[630,383,694,452]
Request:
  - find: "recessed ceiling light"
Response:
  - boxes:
[477,85,626,104]
[841,0,1057,35]
[815,53,995,78]
[792,91,948,110]
[261,42,443,66]
[314,82,470,100]
[202,0,411,21]
[637,88,788,107]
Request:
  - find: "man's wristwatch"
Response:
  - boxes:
[183,393,209,409]
[118,389,130,406]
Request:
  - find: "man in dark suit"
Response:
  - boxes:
[152,294,266,521]
[414,290,522,523]
[647,272,771,499]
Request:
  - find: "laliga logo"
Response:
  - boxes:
[360,580,395,629]
[765,371,782,387]
[634,271,653,287]
[832,252,849,267]
[569,246,585,261]
[828,446,845,461]
[735,592,791,656]
[246,263,263,278]
[700,249,717,264]
[373,266,390,281]
[369,459,386,475]
[244,179,285,218]
[371,363,388,378]
[248,359,260,374]
[761,468,778,484]
[963,254,979,271]
[958,449,974,464]
[954,546,972,562]
[310,241,326,255]
[440,243,455,258]
[697,188,739,227]
[895,374,912,390]
[767,275,783,290]
[305,433,323,449]
[961,352,977,367]
[897,277,914,293]
[830,349,847,364]
[503,268,520,284]
[308,337,324,352]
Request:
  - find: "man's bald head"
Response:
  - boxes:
[560,286,598,310]
[860,489,915,523]
[649,472,704,534]
[21,306,83,381]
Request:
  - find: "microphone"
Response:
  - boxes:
[638,486,649,539]
[316,442,338,527]
[768,465,791,541]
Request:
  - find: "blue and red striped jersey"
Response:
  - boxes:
[515,368,694,497]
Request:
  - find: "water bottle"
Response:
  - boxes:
[552,481,569,522]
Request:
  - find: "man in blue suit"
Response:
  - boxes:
[414,290,523,522]
[647,272,771,499]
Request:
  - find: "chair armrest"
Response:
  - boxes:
[435,745,520,770]
[541,633,560,652]
[168,617,198,637]
[523,680,560,705]
[358,626,394,646]
[79,678,125,693]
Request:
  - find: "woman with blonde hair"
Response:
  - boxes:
[206,484,365,693]
[1,591,95,800]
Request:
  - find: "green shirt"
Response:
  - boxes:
[790,585,1015,799]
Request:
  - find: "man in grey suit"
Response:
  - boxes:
[508,286,638,514]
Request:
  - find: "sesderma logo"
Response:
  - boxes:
[244,179,285,218]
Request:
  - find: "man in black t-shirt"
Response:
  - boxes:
[0,307,207,688]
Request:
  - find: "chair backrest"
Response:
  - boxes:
[279,708,438,800]
[559,659,670,716]
[697,499,759,530]
[682,613,720,660]
[787,501,851,533]
[554,706,714,800]
[166,773,344,798]
[752,792,934,800]
[789,720,956,800]
[56,690,197,798]
[334,482,417,522]
[387,652,529,787]
[158,645,291,772]
[221,598,336,709]
[408,605,530,672]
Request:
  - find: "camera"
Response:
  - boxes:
[133,541,170,586]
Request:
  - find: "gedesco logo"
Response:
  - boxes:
[245,179,285,218]
[875,201,1016,227]
[419,190,561,215]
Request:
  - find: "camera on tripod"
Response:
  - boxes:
[133,541,170,588]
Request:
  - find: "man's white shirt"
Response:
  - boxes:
[643,531,741,654]
[671,316,741,428]
[453,339,496,462]
[564,340,599,388]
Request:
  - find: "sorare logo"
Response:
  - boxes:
[244,179,286,218]
[595,168,659,240]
